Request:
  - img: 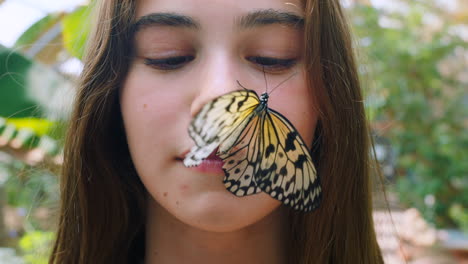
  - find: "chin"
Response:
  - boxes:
[175,191,282,233]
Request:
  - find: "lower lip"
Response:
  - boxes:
[186,159,225,174]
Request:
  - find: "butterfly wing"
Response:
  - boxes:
[184,90,260,167]
[184,88,321,212]
[256,108,321,212]
[219,114,263,196]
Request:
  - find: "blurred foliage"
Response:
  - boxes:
[14,14,62,49]
[3,163,58,212]
[62,6,91,60]
[0,45,35,118]
[0,45,74,120]
[350,1,468,228]
[0,3,84,256]
[450,204,468,233]
[18,231,54,264]
[1,117,66,153]
[5,118,54,137]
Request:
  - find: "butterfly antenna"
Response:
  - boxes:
[269,72,298,95]
[263,66,268,94]
[236,80,249,90]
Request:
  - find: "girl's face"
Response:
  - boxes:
[120,0,317,232]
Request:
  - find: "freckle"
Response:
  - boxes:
[176,201,179,205]
[163,192,168,197]
[143,104,147,109]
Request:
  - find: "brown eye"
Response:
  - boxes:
[144,55,195,70]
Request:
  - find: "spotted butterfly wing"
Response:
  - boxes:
[255,109,321,212]
[183,90,260,167]
[220,113,264,196]
[184,89,321,212]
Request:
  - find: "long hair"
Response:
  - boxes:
[50,0,383,263]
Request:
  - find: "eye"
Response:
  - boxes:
[246,56,297,72]
[144,55,195,70]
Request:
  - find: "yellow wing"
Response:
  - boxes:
[256,108,321,212]
[184,90,260,167]
[220,114,263,196]
[184,88,321,212]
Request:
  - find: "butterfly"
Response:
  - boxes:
[183,81,322,212]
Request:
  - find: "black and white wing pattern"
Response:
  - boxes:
[184,89,322,212]
[219,114,264,196]
[183,90,260,167]
[255,109,321,212]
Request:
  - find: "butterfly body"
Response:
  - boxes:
[259,92,269,103]
[184,89,322,212]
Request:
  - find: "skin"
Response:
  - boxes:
[120,0,318,263]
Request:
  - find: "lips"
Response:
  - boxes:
[178,148,225,174]
[205,148,223,162]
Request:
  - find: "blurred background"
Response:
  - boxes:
[0,0,466,263]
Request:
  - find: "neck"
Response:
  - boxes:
[144,202,288,264]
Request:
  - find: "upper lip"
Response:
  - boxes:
[206,148,223,161]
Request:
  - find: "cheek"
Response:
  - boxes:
[120,66,193,152]
[121,75,185,128]
[119,66,196,190]
[119,67,195,215]
[269,80,318,148]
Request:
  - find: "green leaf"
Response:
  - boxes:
[6,118,54,136]
[19,231,54,264]
[0,45,74,120]
[14,13,62,49]
[62,6,91,59]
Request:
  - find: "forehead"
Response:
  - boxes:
[132,0,305,37]
[135,0,304,19]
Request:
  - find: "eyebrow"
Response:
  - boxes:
[132,13,200,32]
[131,9,303,33]
[237,9,304,29]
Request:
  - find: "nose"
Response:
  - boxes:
[189,52,241,117]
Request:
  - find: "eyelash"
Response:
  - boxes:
[246,56,297,72]
[144,56,195,70]
[144,56,297,71]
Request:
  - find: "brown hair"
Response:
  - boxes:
[50,0,383,263]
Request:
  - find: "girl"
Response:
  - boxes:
[50,0,383,263]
